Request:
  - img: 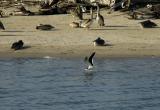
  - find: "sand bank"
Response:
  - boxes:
[0,11,160,58]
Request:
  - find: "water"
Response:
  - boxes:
[0,57,160,110]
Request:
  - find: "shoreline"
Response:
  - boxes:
[0,12,160,59]
[0,44,160,59]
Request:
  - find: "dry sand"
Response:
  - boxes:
[0,11,160,58]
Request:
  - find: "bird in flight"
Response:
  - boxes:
[84,52,96,70]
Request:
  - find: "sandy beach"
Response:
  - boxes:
[0,11,160,58]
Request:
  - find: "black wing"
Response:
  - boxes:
[88,52,96,66]
[0,21,5,30]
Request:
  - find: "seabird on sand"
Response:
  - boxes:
[70,5,83,20]
[96,3,105,26]
[36,24,54,30]
[69,22,79,28]
[79,7,93,29]
[139,20,157,28]
[93,37,106,46]
[11,40,24,50]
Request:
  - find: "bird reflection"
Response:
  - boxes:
[83,69,96,81]
[84,73,94,81]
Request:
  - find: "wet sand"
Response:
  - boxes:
[0,11,160,58]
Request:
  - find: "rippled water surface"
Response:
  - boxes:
[0,57,160,110]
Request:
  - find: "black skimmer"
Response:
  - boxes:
[93,37,105,46]
[139,20,157,28]
[11,40,24,50]
[36,24,54,30]
[84,52,96,70]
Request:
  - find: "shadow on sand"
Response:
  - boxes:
[106,25,129,27]
[90,25,140,30]
[21,46,31,50]
[0,34,28,36]
[90,28,140,31]
[2,30,35,32]
[13,46,31,51]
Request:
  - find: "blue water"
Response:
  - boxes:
[0,57,160,110]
